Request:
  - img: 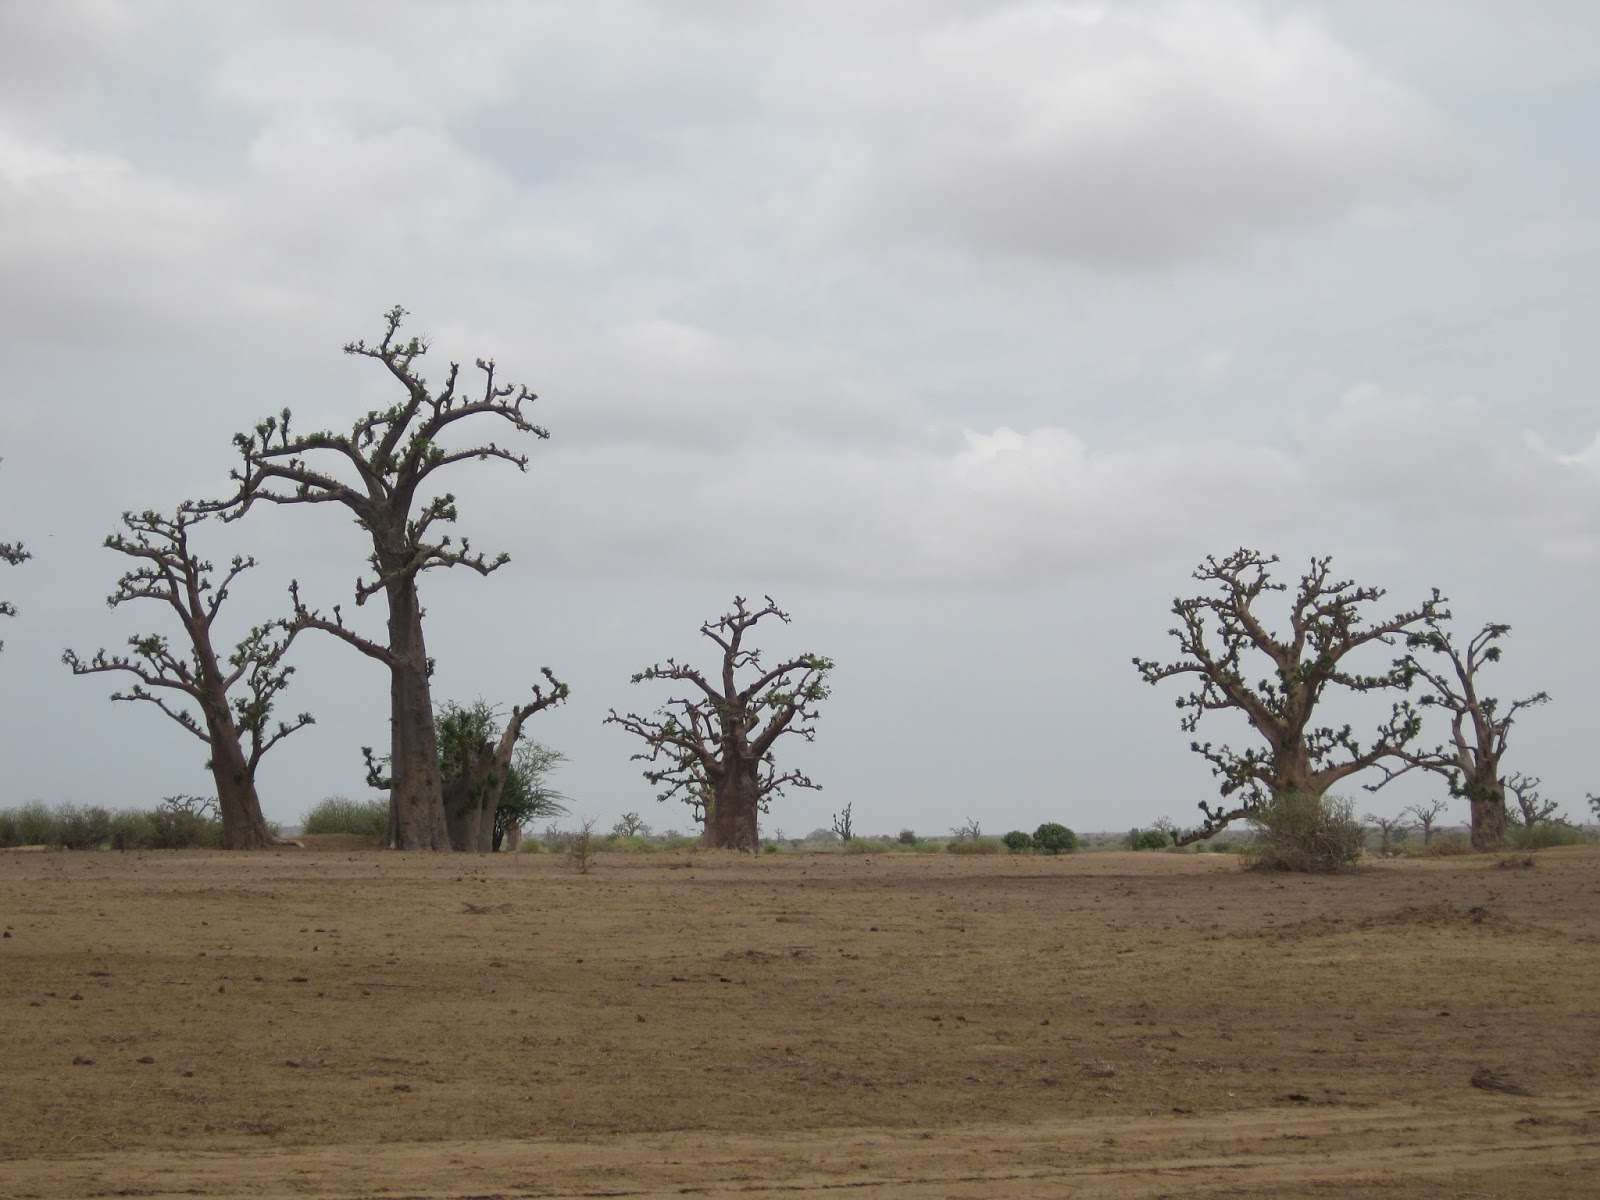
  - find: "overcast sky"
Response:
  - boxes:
[1,0,1595,839]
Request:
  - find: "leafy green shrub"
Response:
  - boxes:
[302,795,389,836]
[14,801,58,847]
[1508,822,1584,850]
[1135,829,1169,850]
[145,808,223,849]
[763,841,779,854]
[1415,835,1473,856]
[1002,830,1033,853]
[1032,823,1079,855]
[607,834,659,853]
[946,836,1003,855]
[56,804,113,850]
[1246,792,1363,872]
[108,810,155,850]
[898,828,917,845]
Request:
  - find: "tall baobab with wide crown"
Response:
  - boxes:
[219,307,551,850]
[1134,549,1447,843]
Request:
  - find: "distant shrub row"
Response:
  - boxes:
[0,801,227,850]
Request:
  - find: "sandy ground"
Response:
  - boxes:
[2,842,1597,1198]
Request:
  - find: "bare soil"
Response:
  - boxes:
[2,843,1597,1198]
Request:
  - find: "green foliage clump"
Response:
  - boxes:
[897,828,917,845]
[946,836,1004,855]
[1246,791,1364,872]
[13,801,57,847]
[108,810,155,850]
[494,742,568,849]
[1134,829,1170,850]
[56,805,114,850]
[1507,822,1584,850]
[0,801,222,850]
[145,807,223,849]
[1001,830,1033,853]
[302,795,389,837]
[1032,823,1079,855]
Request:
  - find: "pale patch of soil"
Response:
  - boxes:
[2,845,1597,1198]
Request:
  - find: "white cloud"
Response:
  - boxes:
[793,0,1466,265]
[1311,384,1600,562]
[491,421,1309,585]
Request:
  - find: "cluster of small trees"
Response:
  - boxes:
[1134,549,1561,855]
[42,309,830,853]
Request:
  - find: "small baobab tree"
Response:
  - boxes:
[605,596,831,852]
[1503,773,1562,828]
[218,307,550,850]
[1367,621,1549,851]
[1133,549,1446,844]
[63,507,311,849]
[1,460,26,651]
[1363,810,1412,856]
[1403,796,1449,847]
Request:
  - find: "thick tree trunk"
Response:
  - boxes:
[1466,778,1508,852]
[705,765,761,852]
[443,743,505,853]
[194,642,276,851]
[442,776,482,853]
[387,579,449,850]
[206,728,276,850]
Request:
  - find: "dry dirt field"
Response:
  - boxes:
[2,842,1598,1199]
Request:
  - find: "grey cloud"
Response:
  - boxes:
[792,2,1467,266]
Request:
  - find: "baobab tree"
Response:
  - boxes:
[606,596,832,852]
[62,507,311,849]
[1367,621,1549,851]
[219,307,549,849]
[1,460,26,651]
[1133,549,1446,843]
[1503,773,1562,828]
[1363,810,1412,856]
[0,539,23,650]
[1404,796,1449,847]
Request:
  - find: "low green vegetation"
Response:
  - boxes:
[1245,792,1364,872]
[0,800,226,850]
[1032,823,1079,855]
[1507,821,1584,851]
[301,795,389,837]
